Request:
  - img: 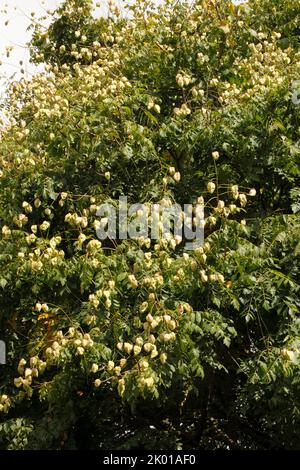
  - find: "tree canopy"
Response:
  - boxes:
[0,0,299,450]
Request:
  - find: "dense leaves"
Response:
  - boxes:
[0,0,299,450]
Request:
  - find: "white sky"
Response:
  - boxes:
[0,1,64,98]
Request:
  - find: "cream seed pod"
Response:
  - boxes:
[231,185,239,199]
[229,204,237,214]
[176,74,184,87]
[31,368,39,378]
[144,377,155,388]
[86,239,102,252]
[195,246,204,255]
[135,337,143,347]
[281,349,296,362]
[212,151,220,161]
[160,353,167,364]
[177,304,184,314]
[146,313,154,323]
[103,290,110,299]
[2,226,11,237]
[200,253,207,263]
[40,221,50,231]
[128,274,138,288]
[207,215,217,227]
[68,327,76,337]
[239,194,247,207]
[124,342,133,354]
[224,207,230,217]
[0,395,8,404]
[173,171,181,183]
[203,243,210,253]
[150,319,160,329]
[144,342,154,353]
[44,208,52,216]
[169,166,176,176]
[14,377,23,388]
[148,334,156,344]
[150,347,158,359]
[114,366,121,376]
[133,345,142,355]
[52,341,60,351]
[120,358,127,368]
[168,319,176,330]
[24,368,32,378]
[76,347,84,356]
[22,201,33,213]
[139,359,149,371]
[118,378,126,396]
[30,356,38,368]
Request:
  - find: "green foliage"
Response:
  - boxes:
[0,0,299,450]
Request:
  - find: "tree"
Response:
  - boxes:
[0,0,299,450]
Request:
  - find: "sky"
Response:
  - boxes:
[0,0,63,98]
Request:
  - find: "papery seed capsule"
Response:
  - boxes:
[146,313,154,323]
[94,379,101,387]
[144,342,153,353]
[212,151,220,161]
[76,347,84,356]
[120,358,127,368]
[173,172,181,183]
[160,353,167,364]
[124,343,133,354]
[148,335,156,344]
[281,349,295,361]
[207,182,216,193]
[133,345,142,356]
[135,337,143,347]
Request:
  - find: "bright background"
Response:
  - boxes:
[0,1,63,98]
